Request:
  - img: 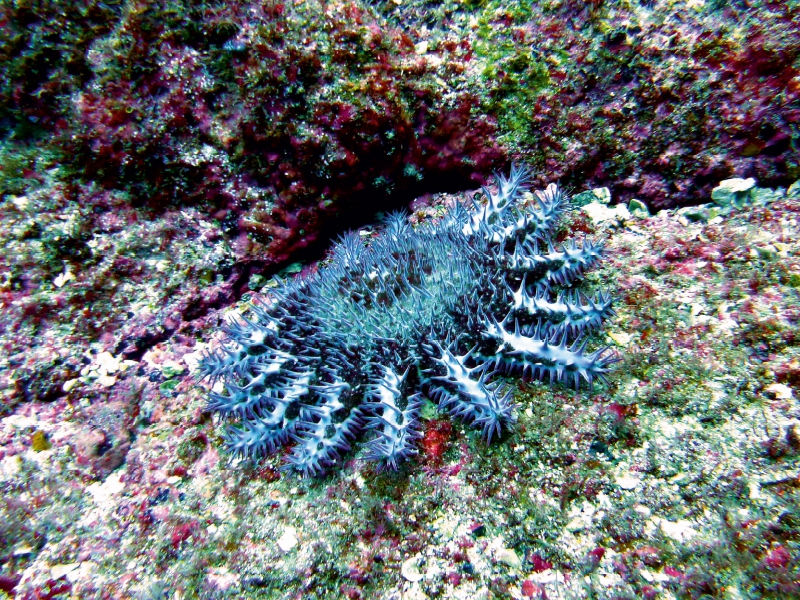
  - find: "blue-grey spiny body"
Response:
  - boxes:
[199,165,617,476]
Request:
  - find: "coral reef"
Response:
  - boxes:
[201,165,616,475]
[61,0,502,263]
[1,1,800,597]
[3,176,800,599]
[3,0,797,281]
[382,0,800,209]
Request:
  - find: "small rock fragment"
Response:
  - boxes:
[711,178,755,209]
[496,547,522,569]
[53,270,76,288]
[401,554,426,582]
[161,360,185,379]
[764,383,793,400]
[592,187,612,204]
[616,475,639,490]
[277,526,298,552]
[50,563,80,580]
[653,517,697,542]
[628,198,649,218]
[582,202,630,227]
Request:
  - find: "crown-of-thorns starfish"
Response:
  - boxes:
[200,165,617,476]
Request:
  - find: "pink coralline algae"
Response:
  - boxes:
[62,0,503,264]
[447,0,800,209]
[0,0,795,280]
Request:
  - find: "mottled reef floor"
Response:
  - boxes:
[1,179,799,599]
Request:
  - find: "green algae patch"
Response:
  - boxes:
[31,430,51,452]
[159,379,180,394]
[473,4,551,146]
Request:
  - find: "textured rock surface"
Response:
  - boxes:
[1,0,799,597]
[2,178,800,598]
[1,0,797,272]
